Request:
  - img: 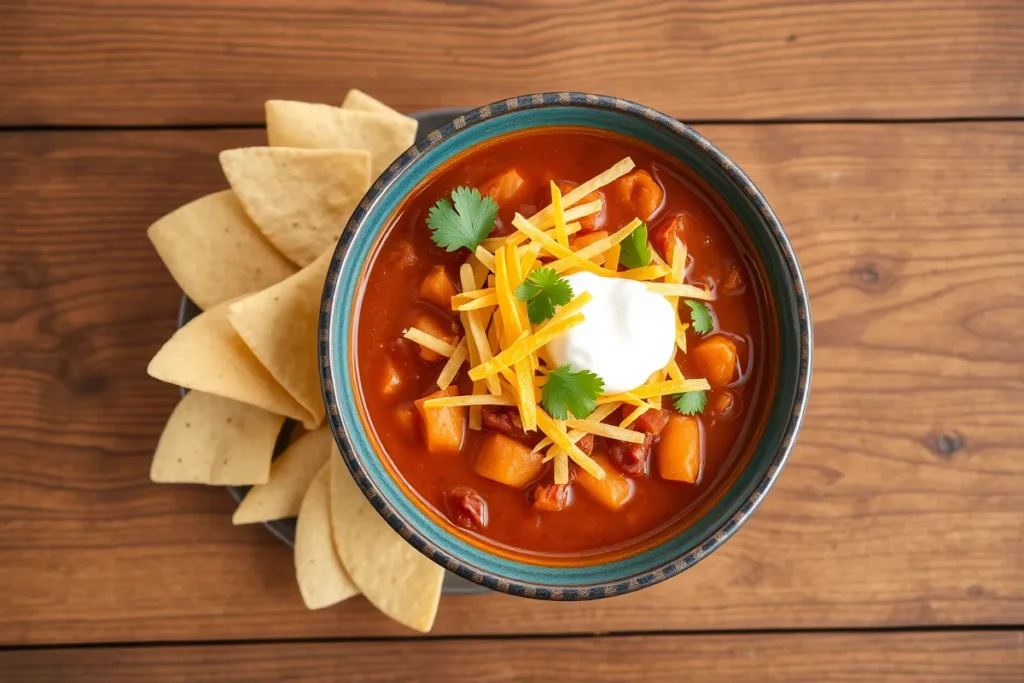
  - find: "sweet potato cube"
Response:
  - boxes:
[482,169,526,208]
[414,387,466,454]
[576,454,634,511]
[474,432,544,488]
[692,335,738,387]
[556,181,604,232]
[614,170,664,220]
[569,230,610,262]
[408,312,457,363]
[418,265,457,309]
[658,415,701,483]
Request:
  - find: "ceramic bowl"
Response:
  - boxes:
[320,93,812,599]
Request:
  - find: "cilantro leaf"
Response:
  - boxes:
[514,268,574,324]
[685,300,714,335]
[426,186,499,253]
[672,390,707,416]
[619,221,652,270]
[541,364,604,420]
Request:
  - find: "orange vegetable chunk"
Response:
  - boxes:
[556,181,604,232]
[380,356,404,396]
[482,168,526,208]
[474,433,544,488]
[394,403,417,436]
[408,312,457,363]
[614,170,664,220]
[418,265,457,308]
[658,414,701,483]
[692,335,738,386]
[569,230,610,262]
[576,454,634,510]
[414,387,466,454]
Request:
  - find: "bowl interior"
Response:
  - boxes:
[321,94,811,598]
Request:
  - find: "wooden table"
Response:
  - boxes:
[1,2,1022,680]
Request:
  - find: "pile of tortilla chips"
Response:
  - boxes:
[146,91,444,633]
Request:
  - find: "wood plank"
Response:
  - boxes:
[0,123,1022,645]
[1,1,1023,126]
[2,632,1022,682]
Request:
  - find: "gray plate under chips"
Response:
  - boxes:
[178,107,485,596]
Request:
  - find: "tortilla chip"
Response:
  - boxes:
[264,100,417,178]
[150,390,284,485]
[233,425,332,524]
[147,298,311,423]
[295,461,359,610]
[342,90,418,129]
[329,453,444,632]
[147,190,296,310]
[227,249,331,429]
[220,147,371,266]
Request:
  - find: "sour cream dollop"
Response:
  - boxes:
[546,272,676,394]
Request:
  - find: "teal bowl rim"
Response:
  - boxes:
[319,92,812,600]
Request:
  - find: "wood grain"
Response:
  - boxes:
[1,1,1023,126]
[1,122,1022,646]
[2,632,1022,682]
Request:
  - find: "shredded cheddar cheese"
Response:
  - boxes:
[423,393,517,408]
[403,328,457,357]
[436,340,468,390]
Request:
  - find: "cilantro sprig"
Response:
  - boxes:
[619,221,652,269]
[514,268,573,324]
[672,390,707,416]
[426,186,498,253]
[685,300,714,335]
[541,364,604,420]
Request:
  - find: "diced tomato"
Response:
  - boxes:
[418,265,457,309]
[555,181,605,233]
[474,433,545,488]
[658,415,701,483]
[630,408,670,437]
[446,486,488,530]
[481,168,526,208]
[408,312,458,363]
[414,387,466,454]
[613,170,664,221]
[531,483,570,512]
[387,240,418,270]
[481,406,542,446]
[692,335,738,387]
[607,432,655,477]
[722,264,745,295]
[651,215,686,262]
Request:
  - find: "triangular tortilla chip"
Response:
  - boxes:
[147,190,296,310]
[329,453,444,632]
[150,390,285,485]
[265,100,417,178]
[295,461,360,610]
[342,89,418,131]
[220,147,371,267]
[147,298,311,424]
[227,250,331,430]
[233,425,332,524]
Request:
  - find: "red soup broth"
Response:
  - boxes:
[354,127,775,563]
